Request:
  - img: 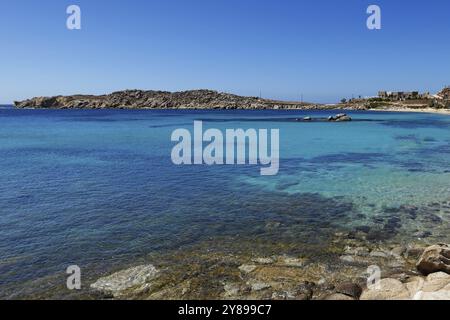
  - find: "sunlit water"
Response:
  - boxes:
[1,107,450,298]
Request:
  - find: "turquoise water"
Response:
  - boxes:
[1,108,450,298]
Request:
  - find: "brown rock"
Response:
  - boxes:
[323,293,355,300]
[336,282,363,299]
[360,279,410,300]
[417,244,450,276]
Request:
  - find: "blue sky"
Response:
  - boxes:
[0,0,449,104]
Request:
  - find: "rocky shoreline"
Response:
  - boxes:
[86,239,450,300]
[83,197,450,301]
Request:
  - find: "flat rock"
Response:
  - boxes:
[90,264,159,298]
[390,246,406,257]
[360,279,410,300]
[239,264,258,274]
[252,257,275,265]
[280,256,306,267]
[249,281,271,292]
[370,250,389,259]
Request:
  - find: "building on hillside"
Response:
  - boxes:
[378,91,427,101]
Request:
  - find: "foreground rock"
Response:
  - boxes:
[360,272,450,300]
[417,244,450,276]
[90,264,159,298]
[14,90,319,110]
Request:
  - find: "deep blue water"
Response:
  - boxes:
[1,107,450,298]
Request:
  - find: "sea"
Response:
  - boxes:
[1,106,450,298]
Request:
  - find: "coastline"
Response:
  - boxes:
[368,107,450,116]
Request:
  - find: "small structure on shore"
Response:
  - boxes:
[378,91,429,101]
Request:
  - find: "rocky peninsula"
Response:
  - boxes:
[14,88,450,113]
[14,90,324,110]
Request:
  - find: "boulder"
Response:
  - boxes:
[323,293,355,300]
[90,264,159,298]
[417,244,450,275]
[360,278,410,300]
[335,282,363,299]
[328,113,352,122]
[407,272,450,300]
[360,272,450,300]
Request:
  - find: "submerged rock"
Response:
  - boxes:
[249,281,271,292]
[90,264,159,298]
[417,244,450,275]
[252,257,275,265]
[238,264,258,274]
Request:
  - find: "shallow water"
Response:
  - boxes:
[1,108,450,298]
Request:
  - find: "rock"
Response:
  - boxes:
[90,264,159,298]
[280,256,306,267]
[390,246,406,257]
[271,282,314,300]
[339,255,370,265]
[414,231,432,239]
[252,257,275,265]
[264,221,281,230]
[323,293,355,300]
[238,264,257,274]
[339,255,355,263]
[344,246,370,256]
[360,278,410,300]
[295,281,315,300]
[407,272,450,300]
[249,281,271,292]
[361,272,450,300]
[370,250,389,259]
[336,282,363,299]
[271,291,297,300]
[406,246,426,259]
[223,283,241,297]
[328,113,352,122]
[417,244,450,275]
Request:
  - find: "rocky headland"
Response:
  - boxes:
[14,90,325,110]
[14,89,450,113]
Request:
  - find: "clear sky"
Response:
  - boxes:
[0,0,449,104]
